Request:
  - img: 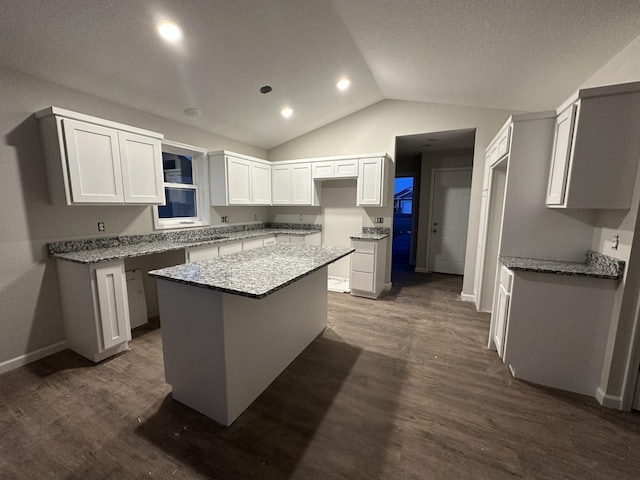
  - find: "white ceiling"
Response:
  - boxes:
[0,1,639,150]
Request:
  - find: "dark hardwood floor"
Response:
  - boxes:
[2,270,640,479]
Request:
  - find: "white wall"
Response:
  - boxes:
[0,66,265,367]
[268,99,519,293]
[576,33,640,406]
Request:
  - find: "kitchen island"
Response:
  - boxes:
[148,243,353,425]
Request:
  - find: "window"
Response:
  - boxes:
[153,140,210,230]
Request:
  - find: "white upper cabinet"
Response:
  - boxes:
[251,162,272,205]
[271,162,319,205]
[36,107,164,205]
[118,131,165,204]
[209,151,272,206]
[312,158,358,180]
[546,82,640,209]
[357,156,389,207]
[546,104,576,206]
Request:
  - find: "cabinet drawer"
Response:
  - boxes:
[351,271,374,292]
[312,161,334,179]
[187,245,219,262]
[351,253,375,273]
[352,240,375,254]
[334,159,358,178]
[243,238,264,251]
[218,242,243,256]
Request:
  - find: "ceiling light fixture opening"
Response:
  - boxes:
[183,107,202,117]
[260,85,273,94]
[336,78,351,91]
[157,20,182,42]
[281,107,293,118]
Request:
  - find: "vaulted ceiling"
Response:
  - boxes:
[1,1,639,149]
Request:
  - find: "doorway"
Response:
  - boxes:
[393,177,414,270]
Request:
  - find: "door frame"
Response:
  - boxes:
[426,167,473,273]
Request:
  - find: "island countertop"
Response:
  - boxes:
[148,243,354,299]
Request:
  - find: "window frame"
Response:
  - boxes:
[152,140,210,230]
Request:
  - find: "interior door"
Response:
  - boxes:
[429,169,472,275]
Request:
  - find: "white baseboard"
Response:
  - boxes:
[460,292,475,303]
[596,387,624,409]
[414,267,428,273]
[384,282,392,291]
[0,340,68,375]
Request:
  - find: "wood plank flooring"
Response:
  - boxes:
[2,270,640,479]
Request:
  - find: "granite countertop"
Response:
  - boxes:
[48,224,321,264]
[500,250,625,280]
[350,226,390,241]
[148,243,354,299]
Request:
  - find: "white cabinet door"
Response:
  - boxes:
[493,284,510,359]
[118,131,164,204]
[62,118,124,203]
[546,104,577,205]
[94,262,131,351]
[357,157,386,206]
[251,162,272,205]
[291,164,312,204]
[271,165,292,204]
[226,156,252,205]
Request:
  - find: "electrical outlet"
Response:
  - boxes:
[299,214,303,222]
[221,216,228,223]
[97,222,105,232]
[254,214,258,221]
[374,217,384,224]
[612,235,619,250]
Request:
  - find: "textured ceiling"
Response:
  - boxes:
[0,1,638,149]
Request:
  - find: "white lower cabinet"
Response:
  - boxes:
[218,241,243,256]
[276,233,321,245]
[185,244,219,262]
[242,237,265,251]
[56,259,132,362]
[349,237,388,298]
[492,265,513,358]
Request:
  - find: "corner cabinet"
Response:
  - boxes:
[36,107,165,205]
[357,156,389,207]
[55,259,132,362]
[546,82,640,209]
[209,151,272,206]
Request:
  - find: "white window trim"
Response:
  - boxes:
[153,140,210,230]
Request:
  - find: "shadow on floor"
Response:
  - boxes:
[135,330,407,479]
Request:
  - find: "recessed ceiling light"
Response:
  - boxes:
[260,85,273,94]
[281,107,293,118]
[336,78,351,91]
[157,21,182,42]
[183,108,202,117]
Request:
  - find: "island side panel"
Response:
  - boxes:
[222,267,329,424]
[156,279,229,424]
